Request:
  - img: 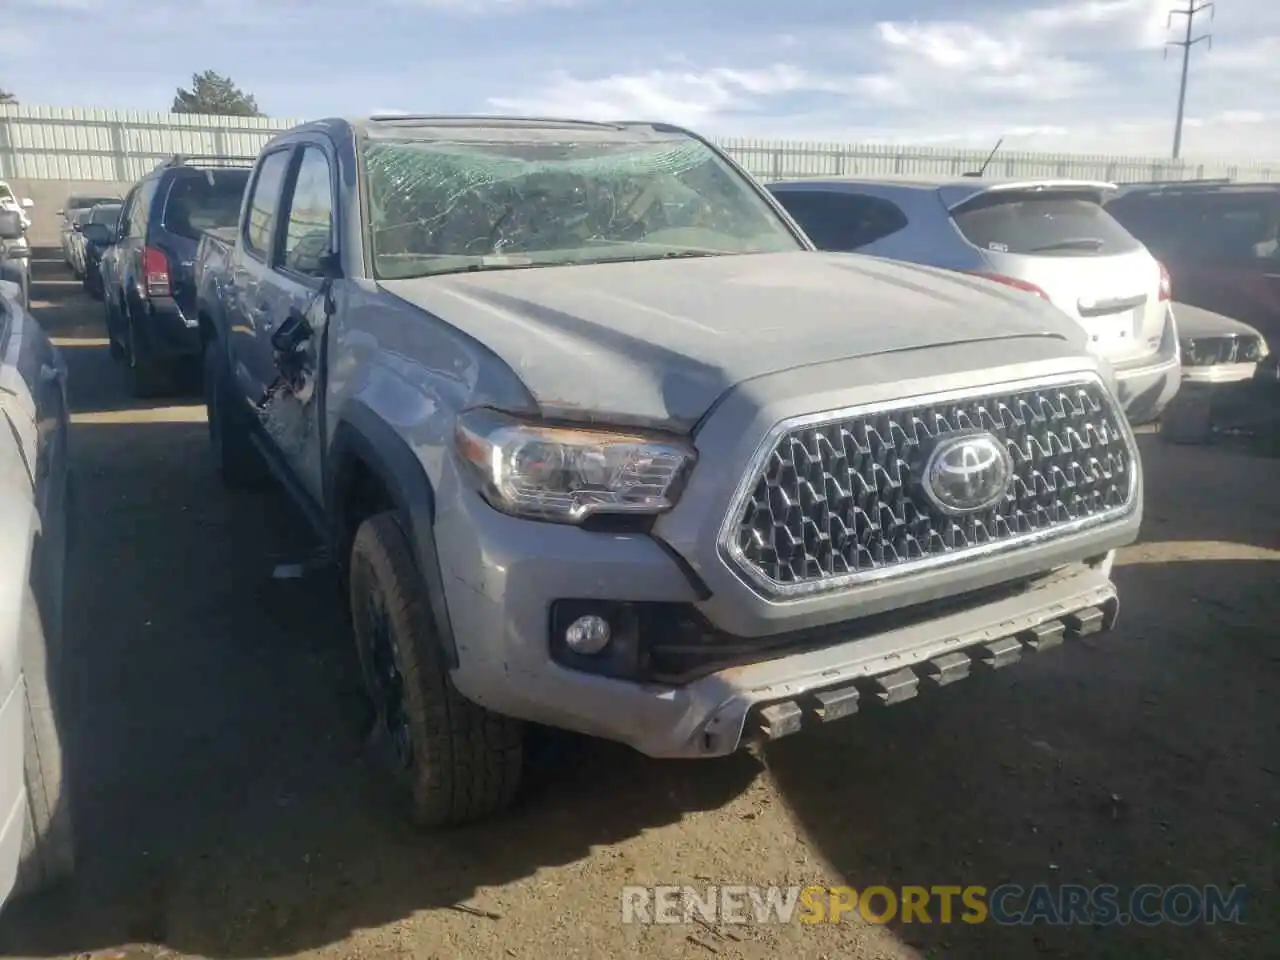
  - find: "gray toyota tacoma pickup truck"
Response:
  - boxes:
[195,115,1143,827]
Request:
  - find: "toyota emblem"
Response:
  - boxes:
[920,430,1013,515]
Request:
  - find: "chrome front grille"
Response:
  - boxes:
[722,375,1137,597]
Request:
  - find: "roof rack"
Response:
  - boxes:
[152,154,259,171]
[366,114,627,130]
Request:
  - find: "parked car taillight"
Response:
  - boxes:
[1158,262,1171,302]
[143,246,170,298]
[969,271,1052,303]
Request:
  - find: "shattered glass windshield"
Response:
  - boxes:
[362,133,802,279]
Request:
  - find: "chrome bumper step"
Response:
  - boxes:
[748,602,1113,746]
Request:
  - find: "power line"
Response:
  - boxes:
[1165,0,1214,160]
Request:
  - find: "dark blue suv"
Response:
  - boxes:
[99,155,254,396]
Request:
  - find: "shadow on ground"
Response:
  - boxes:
[1135,434,1280,551]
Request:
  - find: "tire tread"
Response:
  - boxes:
[351,512,522,827]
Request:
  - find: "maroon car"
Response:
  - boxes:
[1105,182,1280,345]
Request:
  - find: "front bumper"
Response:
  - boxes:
[442,503,1118,758]
[434,351,1142,759]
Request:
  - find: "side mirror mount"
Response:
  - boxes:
[20,198,33,209]
[0,209,23,241]
[319,250,343,280]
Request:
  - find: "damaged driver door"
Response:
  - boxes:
[258,142,339,505]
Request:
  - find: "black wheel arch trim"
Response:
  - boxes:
[328,402,459,669]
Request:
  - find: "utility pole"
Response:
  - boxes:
[1166,0,1214,160]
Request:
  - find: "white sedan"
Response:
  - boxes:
[0,208,74,907]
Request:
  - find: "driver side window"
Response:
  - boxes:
[280,146,336,278]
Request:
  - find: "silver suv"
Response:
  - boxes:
[768,177,1182,424]
[196,117,1144,825]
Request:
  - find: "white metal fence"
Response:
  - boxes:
[4,104,1280,184]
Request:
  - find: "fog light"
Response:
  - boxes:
[564,614,612,655]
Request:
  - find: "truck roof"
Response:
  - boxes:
[276,115,702,145]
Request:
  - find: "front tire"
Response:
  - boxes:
[349,512,523,827]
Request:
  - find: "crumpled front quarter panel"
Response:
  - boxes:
[324,281,538,494]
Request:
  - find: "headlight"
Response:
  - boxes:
[454,409,696,523]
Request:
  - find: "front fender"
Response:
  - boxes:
[328,401,459,667]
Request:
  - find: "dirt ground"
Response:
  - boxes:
[0,259,1276,960]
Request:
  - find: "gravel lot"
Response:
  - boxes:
[0,260,1276,960]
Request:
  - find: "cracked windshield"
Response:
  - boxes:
[364,134,800,278]
[0,1,1276,960]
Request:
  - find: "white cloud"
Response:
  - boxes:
[1023,0,1170,49]
[488,0,1280,159]
[1218,110,1264,125]
[877,21,1027,72]
[490,65,826,127]
[864,19,1097,105]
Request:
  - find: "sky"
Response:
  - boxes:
[1,0,1277,159]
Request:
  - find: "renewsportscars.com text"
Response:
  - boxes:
[620,883,1248,927]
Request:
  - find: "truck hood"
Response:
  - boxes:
[378,250,1085,431]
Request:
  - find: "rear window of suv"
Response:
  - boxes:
[951,189,1141,257]
[161,169,252,241]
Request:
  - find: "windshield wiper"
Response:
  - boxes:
[584,250,729,265]
[418,260,544,278]
[1028,237,1106,252]
[393,249,731,279]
